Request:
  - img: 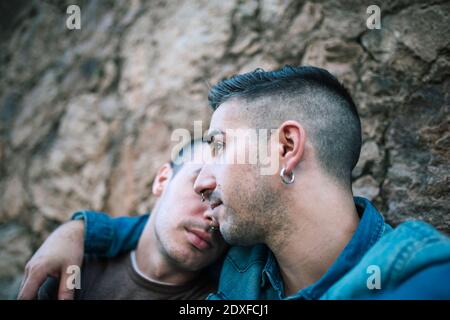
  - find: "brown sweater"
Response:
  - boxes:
[38,252,217,300]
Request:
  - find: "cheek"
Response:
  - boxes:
[220,164,240,185]
[172,190,204,216]
[183,197,208,216]
[231,167,262,210]
[155,208,185,238]
[162,222,189,250]
[224,165,254,190]
[155,215,175,240]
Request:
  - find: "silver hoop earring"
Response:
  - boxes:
[280,167,295,184]
[208,218,218,233]
[201,192,205,202]
[208,225,218,233]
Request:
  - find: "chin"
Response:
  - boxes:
[221,229,242,246]
[222,226,258,246]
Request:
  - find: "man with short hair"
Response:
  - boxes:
[194,65,450,299]
[34,139,228,300]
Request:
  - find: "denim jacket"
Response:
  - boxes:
[72,197,450,299]
[321,220,450,299]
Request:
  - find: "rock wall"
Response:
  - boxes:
[0,0,449,298]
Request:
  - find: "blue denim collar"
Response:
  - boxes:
[261,197,388,300]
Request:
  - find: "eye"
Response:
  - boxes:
[211,140,225,157]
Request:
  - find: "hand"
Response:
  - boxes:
[17,220,85,300]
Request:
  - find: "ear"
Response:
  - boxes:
[152,163,173,197]
[278,121,306,174]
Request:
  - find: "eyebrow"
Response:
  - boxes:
[205,129,225,144]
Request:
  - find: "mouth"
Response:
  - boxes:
[210,199,223,210]
[185,228,213,251]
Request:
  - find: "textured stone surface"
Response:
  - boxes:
[0,224,32,299]
[0,0,449,298]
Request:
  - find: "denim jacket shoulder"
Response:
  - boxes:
[321,220,450,299]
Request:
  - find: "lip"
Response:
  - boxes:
[186,228,212,251]
[210,199,223,210]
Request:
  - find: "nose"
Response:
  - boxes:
[193,165,216,200]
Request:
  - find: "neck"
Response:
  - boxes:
[135,213,199,286]
[268,175,359,296]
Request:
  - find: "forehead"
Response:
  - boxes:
[179,162,202,176]
[174,161,202,183]
[178,143,211,173]
[210,99,248,131]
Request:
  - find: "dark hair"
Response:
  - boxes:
[169,138,205,176]
[208,65,361,186]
